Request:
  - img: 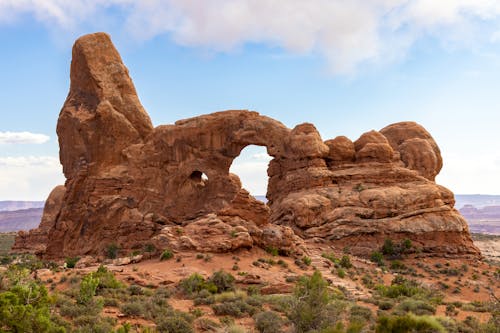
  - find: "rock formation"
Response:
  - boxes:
[13,32,480,259]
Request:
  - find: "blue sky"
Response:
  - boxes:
[1,1,500,200]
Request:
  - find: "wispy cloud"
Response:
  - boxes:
[1,1,500,74]
[0,156,64,200]
[0,131,50,144]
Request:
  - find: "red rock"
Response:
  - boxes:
[13,33,479,259]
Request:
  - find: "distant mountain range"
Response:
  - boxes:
[0,201,45,211]
[0,195,499,234]
[0,208,43,232]
[455,194,500,209]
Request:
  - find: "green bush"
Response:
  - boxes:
[77,273,99,305]
[340,255,352,269]
[254,311,283,333]
[160,249,174,261]
[376,314,445,332]
[370,251,384,266]
[349,305,372,322]
[376,276,431,299]
[120,301,145,317]
[65,257,80,269]
[382,239,395,256]
[94,265,123,290]
[208,270,235,293]
[390,260,407,271]
[302,256,312,266]
[379,299,394,310]
[106,243,119,259]
[289,270,336,332]
[0,282,66,333]
[394,299,436,316]
[156,313,193,333]
[128,284,143,296]
[180,273,217,296]
[212,299,258,317]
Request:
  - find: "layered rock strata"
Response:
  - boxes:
[13,33,480,258]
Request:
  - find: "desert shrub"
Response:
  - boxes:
[339,255,352,269]
[77,273,99,305]
[103,297,119,307]
[212,299,258,317]
[152,287,171,305]
[337,268,346,278]
[156,313,193,333]
[390,260,406,270]
[266,247,279,256]
[58,295,103,318]
[254,311,283,333]
[349,305,372,322]
[0,281,66,333]
[346,320,365,333]
[65,257,80,268]
[377,276,432,299]
[208,270,235,293]
[445,303,458,317]
[381,238,413,259]
[193,291,215,306]
[180,273,206,295]
[144,243,156,253]
[370,251,384,266]
[394,299,436,316]
[382,239,395,256]
[73,315,116,333]
[94,265,123,290]
[106,243,119,259]
[128,284,143,296]
[378,299,395,310]
[288,270,338,332]
[160,249,174,261]
[195,317,220,332]
[302,256,312,266]
[322,253,338,264]
[225,324,246,333]
[121,301,145,317]
[376,314,445,332]
[180,273,217,296]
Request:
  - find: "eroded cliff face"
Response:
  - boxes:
[13,32,480,258]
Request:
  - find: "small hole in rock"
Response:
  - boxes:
[190,170,208,184]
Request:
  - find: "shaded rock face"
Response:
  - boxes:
[13,32,479,258]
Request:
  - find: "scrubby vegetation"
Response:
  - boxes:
[1,233,499,332]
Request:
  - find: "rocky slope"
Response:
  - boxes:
[13,32,480,259]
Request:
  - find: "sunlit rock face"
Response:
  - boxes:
[13,33,480,259]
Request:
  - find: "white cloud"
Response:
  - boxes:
[230,161,269,195]
[437,152,500,195]
[1,1,500,73]
[251,153,272,161]
[0,131,50,144]
[0,156,64,200]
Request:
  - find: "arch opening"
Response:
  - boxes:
[189,170,208,185]
[229,145,271,203]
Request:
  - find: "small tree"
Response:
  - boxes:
[289,270,330,332]
[77,273,99,305]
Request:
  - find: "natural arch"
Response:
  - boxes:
[229,145,271,203]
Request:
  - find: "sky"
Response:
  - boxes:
[1,0,500,200]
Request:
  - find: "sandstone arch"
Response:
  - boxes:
[13,32,480,259]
